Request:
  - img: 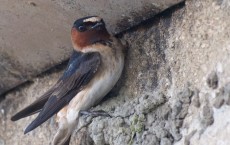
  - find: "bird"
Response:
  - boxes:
[11,16,125,145]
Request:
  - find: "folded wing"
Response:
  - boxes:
[11,51,101,134]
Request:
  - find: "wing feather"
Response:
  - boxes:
[11,51,101,134]
[11,87,55,121]
[24,52,101,133]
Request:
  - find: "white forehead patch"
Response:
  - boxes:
[83,17,102,23]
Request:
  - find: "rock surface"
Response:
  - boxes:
[1,0,230,145]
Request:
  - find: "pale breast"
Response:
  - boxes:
[67,38,124,113]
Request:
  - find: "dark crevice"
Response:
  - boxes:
[115,1,185,38]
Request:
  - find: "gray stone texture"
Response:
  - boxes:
[1,0,230,145]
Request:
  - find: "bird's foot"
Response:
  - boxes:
[80,110,111,118]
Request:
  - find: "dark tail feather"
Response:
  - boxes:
[11,96,49,121]
[11,87,55,121]
[24,95,67,134]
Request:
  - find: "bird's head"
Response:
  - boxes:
[71,16,110,51]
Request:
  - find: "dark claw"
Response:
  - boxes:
[80,110,111,118]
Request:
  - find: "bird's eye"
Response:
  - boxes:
[78,26,86,32]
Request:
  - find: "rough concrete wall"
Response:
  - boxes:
[1,0,230,145]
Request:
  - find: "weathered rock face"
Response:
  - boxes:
[0,0,230,145]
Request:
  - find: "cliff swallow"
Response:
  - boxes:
[11,16,125,145]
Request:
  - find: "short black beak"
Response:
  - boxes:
[91,22,103,29]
